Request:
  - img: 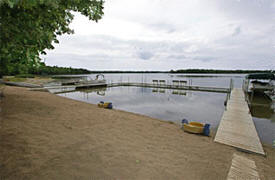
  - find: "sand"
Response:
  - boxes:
[2,76,53,86]
[0,86,274,180]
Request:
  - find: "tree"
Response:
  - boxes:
[0,0,104,77]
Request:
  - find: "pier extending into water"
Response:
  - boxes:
[32,81,231,94]
[214,88,265,155]
[44,82,107,90]
[108,82,230,93]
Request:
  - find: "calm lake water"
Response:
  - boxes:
[57,73,275,145]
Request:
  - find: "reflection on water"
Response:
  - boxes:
[60,87,226,128]
[250,94,275,120]
[248,93,275,144]
[78,88,107,96]
[57,73,275,145]
[59,87,226,129]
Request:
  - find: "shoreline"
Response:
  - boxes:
[0,86,274,179]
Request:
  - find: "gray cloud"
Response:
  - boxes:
[213,0,275,23]
[192,56,217,62]
[167,54,186,60]
[43,0,275,70]
[145,22,176,33]
[137,50,154,60]
[232,26,241,36]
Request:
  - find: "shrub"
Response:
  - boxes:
[15,74,35,78]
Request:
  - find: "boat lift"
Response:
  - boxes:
[243,72,275,101]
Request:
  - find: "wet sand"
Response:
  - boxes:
[0,86,274,180]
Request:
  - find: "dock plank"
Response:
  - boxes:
[227,154,260,180]
[214,88,265,155]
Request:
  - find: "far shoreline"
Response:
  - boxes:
[80,69,274,74]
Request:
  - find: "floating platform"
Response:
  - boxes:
[42,83,107,89]
[214,88,265,155]
[108,82,230,93]
[31,83,107,93]
[31,82,229,94]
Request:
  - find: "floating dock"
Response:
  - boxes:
[214,88,265,155]
[32,82,230,94]
[108,82,230,93]
[31,83,107,93]
[45,82,107,89]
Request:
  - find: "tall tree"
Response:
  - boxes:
[0,0,104,76]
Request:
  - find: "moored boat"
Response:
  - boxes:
[244,73,274,94]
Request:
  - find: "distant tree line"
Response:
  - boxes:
[86,69,274,74]
[1,62,91,76]
[2,66,274,77]
[88,71,167,73]
[170,69,274,74]
[30,63,91,75]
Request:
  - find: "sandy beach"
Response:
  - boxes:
[0,86,274,180]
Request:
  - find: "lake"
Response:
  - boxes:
[57,73,275,145]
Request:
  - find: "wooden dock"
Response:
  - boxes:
[227,153,261,180]
[31,83,107,93]
[31,82,230,94]
[214,88,265,155]
[42,83,107,90]
[108,82,230,93]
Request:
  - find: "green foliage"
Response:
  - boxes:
[32,64,91,75]
[15,74,35,78]
[0,0,104,77]
[3,77,26,82]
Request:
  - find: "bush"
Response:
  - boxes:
[15,74,35,78]
[3,77,25,82]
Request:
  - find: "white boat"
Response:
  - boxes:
[244,73,275,99]
[77,74,106,84]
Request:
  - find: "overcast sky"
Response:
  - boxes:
[43,0,275,71]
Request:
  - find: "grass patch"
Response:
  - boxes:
[3,77,26,82]
[15,74,35,78]
[0,84,5,98]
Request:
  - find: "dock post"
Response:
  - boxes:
[229,78,234,99]
[230,78,233,91]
